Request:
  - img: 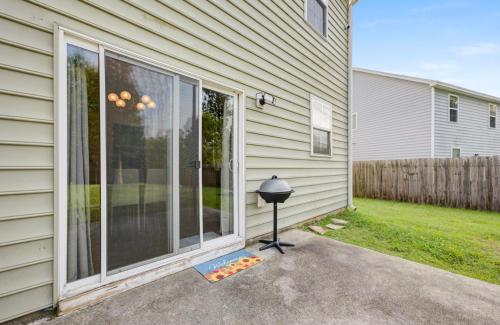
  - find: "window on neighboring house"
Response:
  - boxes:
[449,94,459,122]
[352,113,358,130]
[311,95,333,156]
[452,147,461,158]
[305,0,327,37]
[489,104,497,128]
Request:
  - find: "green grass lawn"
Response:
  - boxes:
[309,198,500,284]
[70,184,222,210]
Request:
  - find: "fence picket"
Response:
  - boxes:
[353,157,500,212]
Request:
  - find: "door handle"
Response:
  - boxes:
[188,160,201,169]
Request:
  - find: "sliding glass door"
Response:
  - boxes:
[66,44,101,282]
[202,88,234,240]
[179,79,201,249]
[65,39,237,287]
[104,53,175,272]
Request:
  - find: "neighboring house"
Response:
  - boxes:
[0,0,356,321]
[352,68,500,161]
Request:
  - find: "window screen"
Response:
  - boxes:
[311,96,332,155]
[352,113,358,130]
[449,95,459,122]
[490,104,497,128]
[452,148,461,158]
[306,0,327,36]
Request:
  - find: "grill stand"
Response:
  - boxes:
[259,202,295,254]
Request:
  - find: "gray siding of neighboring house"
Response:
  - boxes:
[352,71,432,161]
[434,88,500,158]
[0,0,350,321]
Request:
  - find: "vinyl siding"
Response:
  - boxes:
[434,88,500,158]
[0,0,349,321]
[352,70,432,161]
[0,7,55,322]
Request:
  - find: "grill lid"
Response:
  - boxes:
[257,175,293,194]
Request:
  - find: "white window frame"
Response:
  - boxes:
[304,0,328,38]
[352,112,358,130]
[54,27,246,303]
[310,94,333,157]
[448,94,459,123]
[451,147,461,158]
[489,103,497,129]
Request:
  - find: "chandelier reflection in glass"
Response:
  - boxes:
[107,90,156,110]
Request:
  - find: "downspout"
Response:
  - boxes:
[347,2,354,209]
[430,85,436,158]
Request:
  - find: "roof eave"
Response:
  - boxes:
[434,83,500,104]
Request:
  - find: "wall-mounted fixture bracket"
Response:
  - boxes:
[256,92,276,108]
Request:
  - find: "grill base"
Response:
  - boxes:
[259,239,295,254]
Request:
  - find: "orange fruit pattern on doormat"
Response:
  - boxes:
[204,256,262,282]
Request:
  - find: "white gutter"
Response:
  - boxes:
[430,86,435,158]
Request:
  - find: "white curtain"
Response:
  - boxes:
[67,55,94,282]
[220,98,233,235]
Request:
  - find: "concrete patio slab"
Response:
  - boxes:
[42,230,500,325]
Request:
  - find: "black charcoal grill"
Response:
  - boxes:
[256,175,295,254]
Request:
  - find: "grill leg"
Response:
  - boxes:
[273,202,278,242]
[258,202,294,254]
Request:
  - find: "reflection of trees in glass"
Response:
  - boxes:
[145,136,169,169]
[179,83,197,168]
[202,89,232,167]
[105,55,174,184]
[105,56,146,182]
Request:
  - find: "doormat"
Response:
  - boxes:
[194,249,263,283]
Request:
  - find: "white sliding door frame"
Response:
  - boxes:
[199,82,241,247]
[54,26,246,302]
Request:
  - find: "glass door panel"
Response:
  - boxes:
[201,88,234,240]
[179,79,200,249]
[66,44,101,282]
[105,52,173,272]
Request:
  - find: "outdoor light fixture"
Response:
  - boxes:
[256,92,276,108]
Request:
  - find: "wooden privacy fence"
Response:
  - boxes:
[353,156,500,212]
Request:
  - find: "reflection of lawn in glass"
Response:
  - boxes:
[202,186,220,210]
[69,184,221,213]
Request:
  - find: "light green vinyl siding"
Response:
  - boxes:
[0,0,350,321]
[0,3,56,321]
